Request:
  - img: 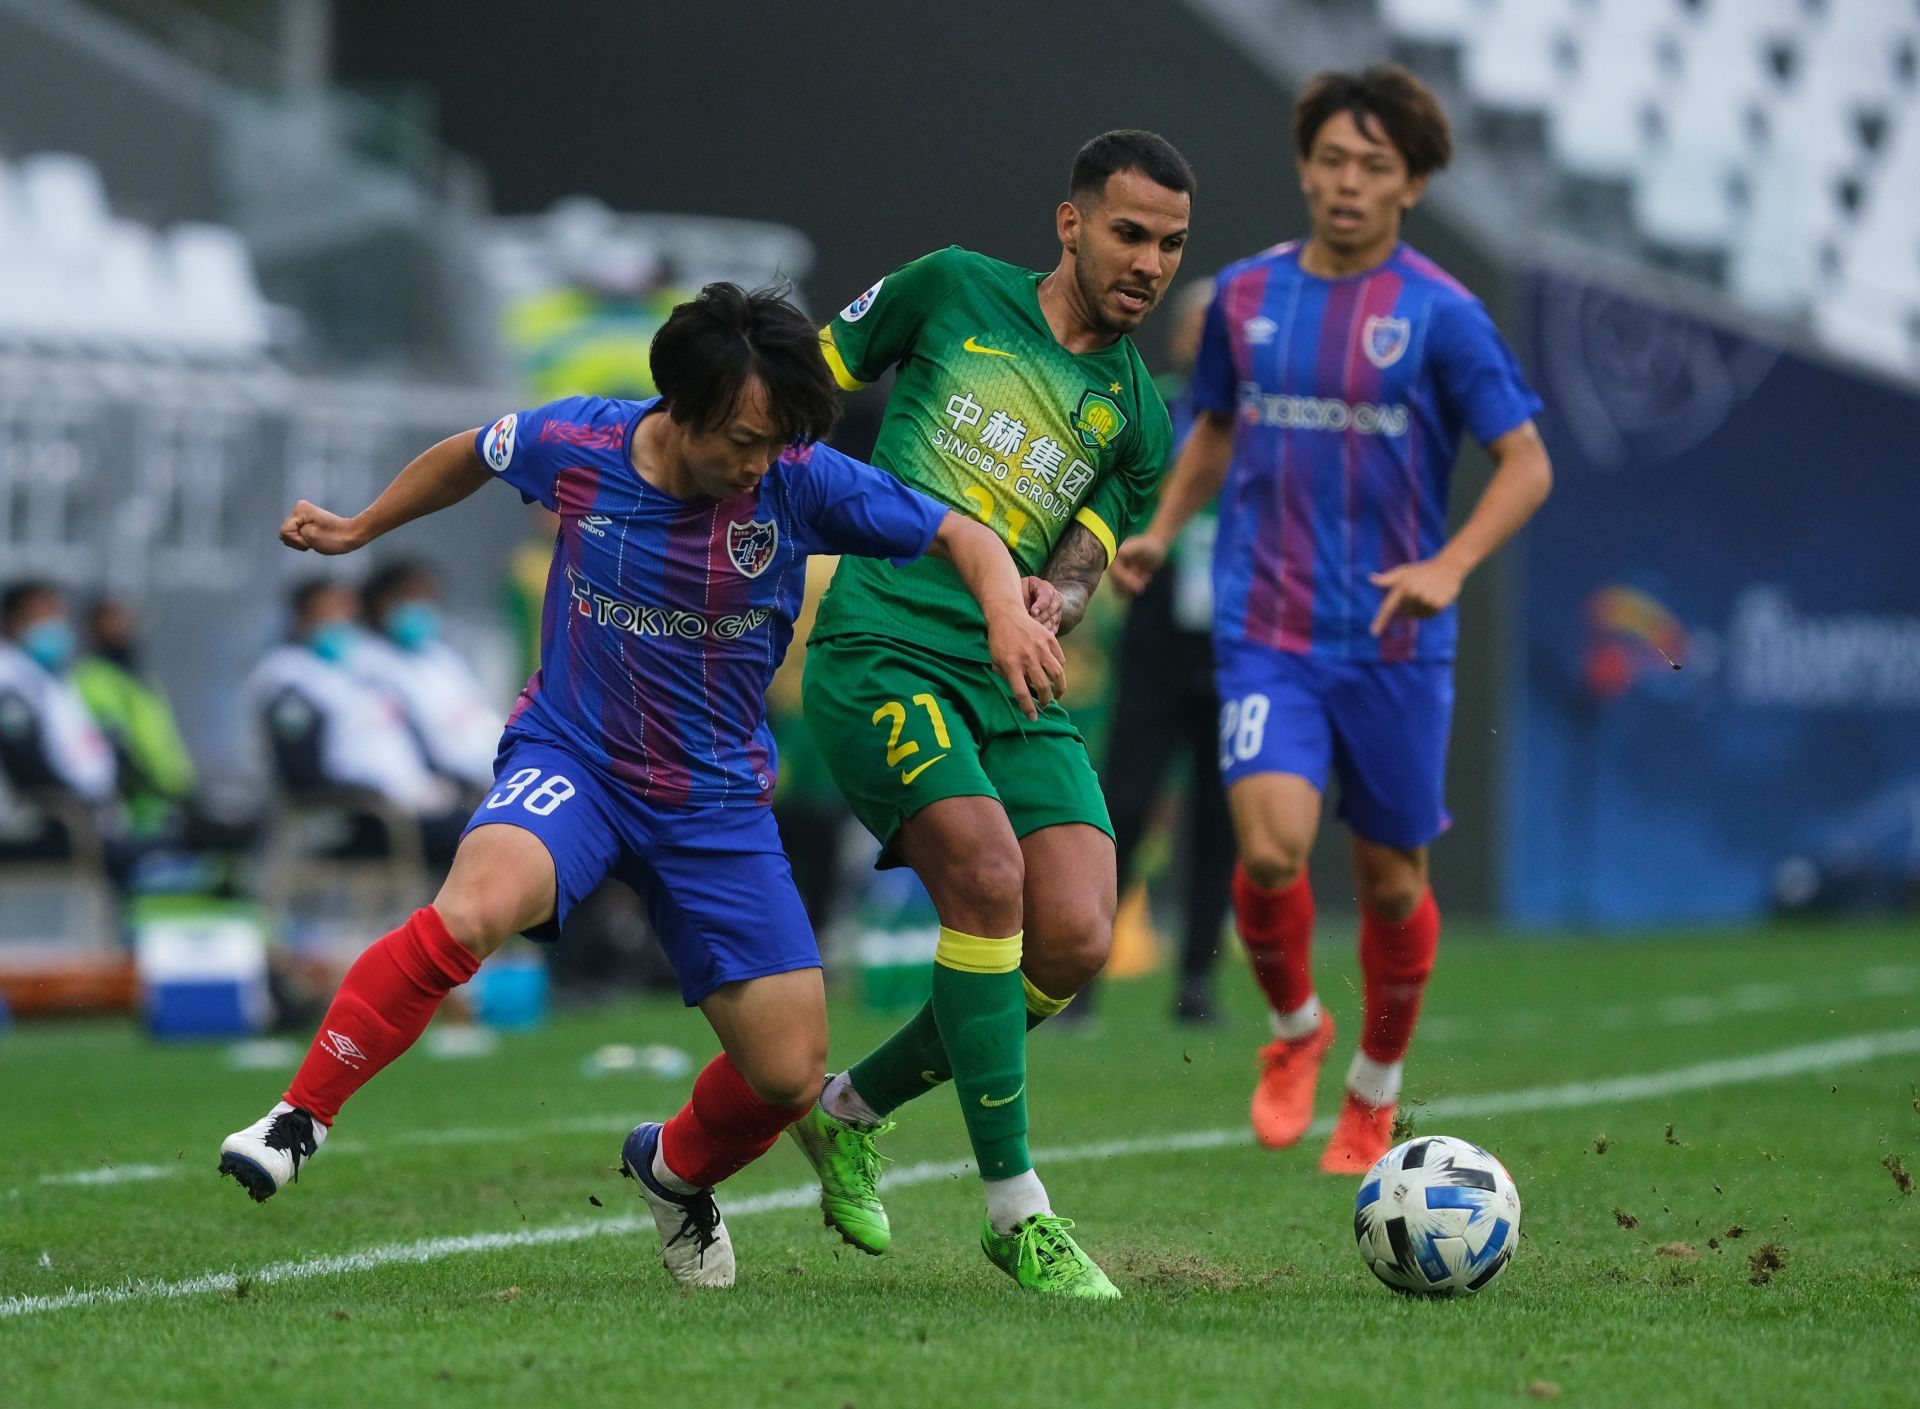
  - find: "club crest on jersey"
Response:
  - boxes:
[1073,389,1127,451]
[482,413,518,472]
[1243,315,1278,346]
[1363,315,1411,369]
[727,518,779,578]
[841,278,884,323]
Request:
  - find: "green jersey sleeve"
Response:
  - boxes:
[1072,377,1173,561]
[819,247,967,391]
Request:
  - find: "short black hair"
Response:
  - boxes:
[287,576,350,622]
[2,580,60,635]
[362,559,436,625]
[1294,65,1453,178]
[650,282,840,445]
[1070,129,1196,204]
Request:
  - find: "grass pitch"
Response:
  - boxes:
[3,918,1916,1408]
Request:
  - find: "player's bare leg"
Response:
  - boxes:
[219,824,554,1200]
[625,968,828,1289]
[1322,836,1437,1173]
[1015,822,1117,1016]
[1228,773,1337,1148]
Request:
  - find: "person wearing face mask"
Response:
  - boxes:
[351,561,503,797]
[0,581,117,813]
[244,578,459,852]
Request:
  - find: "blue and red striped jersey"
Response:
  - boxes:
[1190,241,1540,662]
[476,395,945,807]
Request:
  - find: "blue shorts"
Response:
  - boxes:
[1213,640,1454,849]
[461,731,818,1006]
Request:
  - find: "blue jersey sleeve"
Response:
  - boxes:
[474,395,615,509]
[786,444,946,564]
[1188,274,1239,417]
[1427,299,1542,446]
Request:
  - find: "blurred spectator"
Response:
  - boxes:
[246,578,464,866]
[73,597,256,868]
[353,560,503,795]
[1081,283,1235,1025]
[0,581,116,809]
[504,503,562,682]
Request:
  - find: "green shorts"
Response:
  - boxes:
[802,633,1113,865]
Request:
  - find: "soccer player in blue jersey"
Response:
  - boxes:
[217,284,1066,1288]
[1113,65,1552,1173]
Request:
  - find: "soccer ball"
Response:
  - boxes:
[1353,1135,1521,1296]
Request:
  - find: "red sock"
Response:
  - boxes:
[1358,890,1440,1064]
[1233,863,1316,1018]
[283,907,481,1126]
[658,1053,810,1190]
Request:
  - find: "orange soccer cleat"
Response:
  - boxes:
[1250,1012,1335,1149]
[1318,1090,1396,1175]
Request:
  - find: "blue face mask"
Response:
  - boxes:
[20,619,75,674]
[385,601,442,653]
[307,621,358,664]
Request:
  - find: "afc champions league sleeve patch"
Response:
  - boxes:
[482,413,518,473]
[840,278,884,323]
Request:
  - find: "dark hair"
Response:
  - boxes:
[1070,129,1195,204]
[1293,64,1453,178]
[650,282,840,445]
[1,580,60,634]
[287,576,351,622]
[362,559,436,625]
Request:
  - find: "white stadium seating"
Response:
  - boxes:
[1381,0,1920,378]
[0,147,275,363]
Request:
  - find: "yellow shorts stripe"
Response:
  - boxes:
[818,328,870,392]
[1021,972,1073,1018]
[1073,506,1117,563]
[934,926,1022,975]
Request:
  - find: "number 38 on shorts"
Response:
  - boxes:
[484,767,577,817]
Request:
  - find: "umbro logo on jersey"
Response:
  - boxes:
[1363,314,1412,369]
[962,336,1018,359]
[321,1029,367,1069]
[581,514,612,539]
[1243,316,1278,345]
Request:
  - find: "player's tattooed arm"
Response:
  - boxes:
[1041,522,1110,637]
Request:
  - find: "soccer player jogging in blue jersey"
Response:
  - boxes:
[217,285,1066,1289]
[1112,66,1552,1173]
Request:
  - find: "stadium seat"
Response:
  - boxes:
[1378,0,1477,47]
[1462,0,1570,112]
[164,223,273,359]
[1547,0,1674,180]
[1812,275,1918,374]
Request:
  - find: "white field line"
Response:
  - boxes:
[25,962,1919,1195]
[4,1024,1915,1322]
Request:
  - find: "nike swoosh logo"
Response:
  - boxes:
[963,336,1017,359]
[920,1070,943,1084]
[980,1084,1025,1108]
[900,753,948,785]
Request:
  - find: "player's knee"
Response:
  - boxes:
[428,891,519,960]
[1359,879,1425,926]
[1043,919,1111,992]
[1239,842,1308,892]
[742,1055,825,1113]
[937,845,1026,933]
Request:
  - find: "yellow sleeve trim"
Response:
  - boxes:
[818,327,870,392]
[1022,972,1073,1018]
[1073,507,1117,563]
[935,926,1023,975]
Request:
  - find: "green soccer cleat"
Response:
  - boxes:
[787,1103,894,1255]
[980,1214,1121,1299]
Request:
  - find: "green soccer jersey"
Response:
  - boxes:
[811,246,1173,661]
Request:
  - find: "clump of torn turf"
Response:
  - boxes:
[1613,1208,1639,1230]
[1747,1243,1788,1286]
[1655,1242,1698,1261]
[1882,1154,1913,1196]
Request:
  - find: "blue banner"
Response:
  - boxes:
[1506,267,1920,927]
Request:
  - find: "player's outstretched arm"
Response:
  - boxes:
[1109,408,1234,596]
[927,513,1067,721]
[278,432,495,556]
[1368,420,1553,636]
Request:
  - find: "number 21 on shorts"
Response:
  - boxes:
[1218,693,1269,771]
[485,767,576,817]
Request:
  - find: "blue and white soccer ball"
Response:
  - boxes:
[1353,1135,1521,1296]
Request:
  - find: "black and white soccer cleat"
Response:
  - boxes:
[620,1121,735,1288]
[218,1101,327,1202]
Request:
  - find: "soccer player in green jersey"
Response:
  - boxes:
[790,131,1193,1298]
